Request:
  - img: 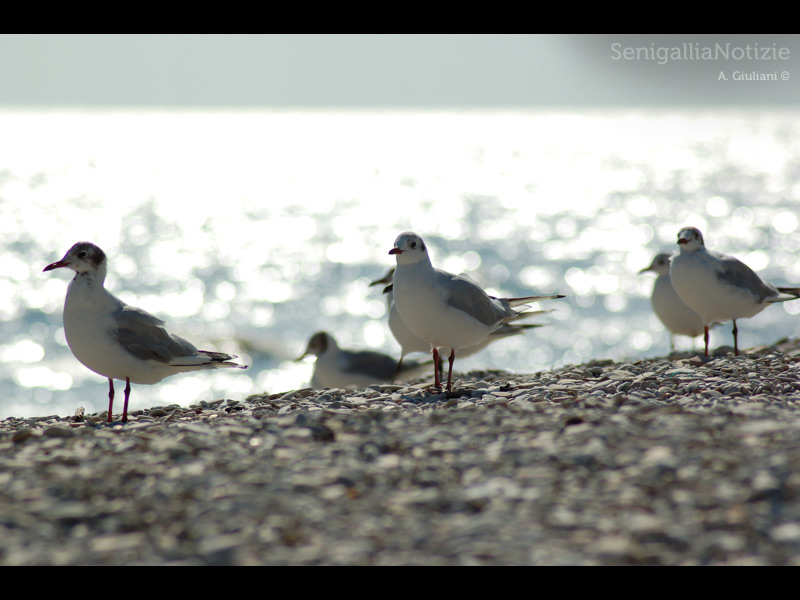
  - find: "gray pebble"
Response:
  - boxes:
[4,338,800,565]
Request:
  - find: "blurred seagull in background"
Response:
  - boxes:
[44,242,246,423]
[669,227,800,357]
[389,232,564,391]
[639,252,705,351]
[297,331,429,389]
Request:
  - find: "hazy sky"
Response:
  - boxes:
[1,34,798,107]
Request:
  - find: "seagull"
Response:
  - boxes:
[388,232,564,391]
[639,253,705,351]
[669,227,800,357]
[44,242,246,423]
[296,331,428,389]
[369,267,545,373]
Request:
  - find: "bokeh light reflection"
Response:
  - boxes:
[2,108,800,417]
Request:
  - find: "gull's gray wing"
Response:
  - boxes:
[712,251,778,301]
[435,269,509,327]
[113,304,198,363]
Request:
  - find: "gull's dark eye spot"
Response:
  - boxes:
[410,241,416,249]
[77,251,87,259]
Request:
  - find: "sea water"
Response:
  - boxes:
[2,108,799,418]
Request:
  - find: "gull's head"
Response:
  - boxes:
[43,242,107,275]
[296,331,333,360]
[639,253,672,275]
[677,227,704,251]
[389,232,428,265]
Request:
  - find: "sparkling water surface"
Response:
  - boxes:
[2,108,800,418]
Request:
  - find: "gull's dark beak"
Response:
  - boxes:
[43,259,70,272]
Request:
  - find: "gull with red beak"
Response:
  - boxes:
[669,226,800,357]
[44,242,246,422]
[388,232,564,392]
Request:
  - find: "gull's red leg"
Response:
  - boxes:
[446,349,455,391]
[432,347,441,390]
[122,377,131,423]
[107,378,115,422]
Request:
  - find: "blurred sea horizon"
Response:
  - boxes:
[2,107,800,419]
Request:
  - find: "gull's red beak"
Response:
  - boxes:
[677,239,688,245]
[43,260,69,272]
[389,248,403,255]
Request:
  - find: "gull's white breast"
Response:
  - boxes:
[393,264,494,350]
[651,274,705,337]
[63,278,175,384]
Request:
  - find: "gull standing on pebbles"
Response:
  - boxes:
[639,253,705,351]
[669,227,800,357]
[389,232,564,392]
[44,242,246,423]
[296,331,428,389]
[370,267,545,373]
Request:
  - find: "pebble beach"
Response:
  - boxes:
[3,338,800,565]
